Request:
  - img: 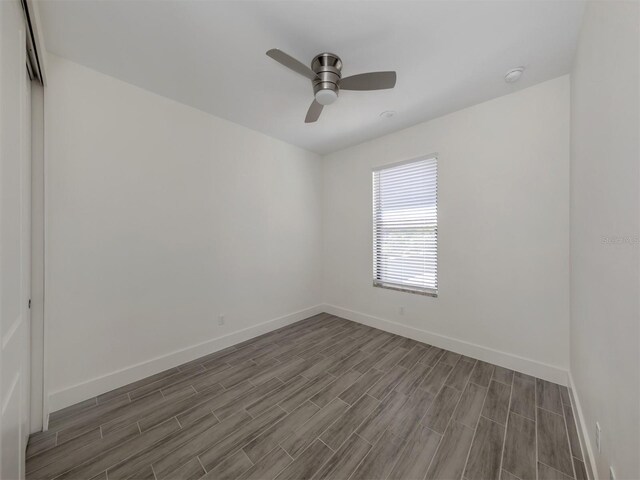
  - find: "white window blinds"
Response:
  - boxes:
[373,157,438,295]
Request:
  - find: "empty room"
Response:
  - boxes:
[1,0,638,479]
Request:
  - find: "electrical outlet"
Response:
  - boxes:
[609,466,616,480]
[218,314,225,326]
[596,422,601,453]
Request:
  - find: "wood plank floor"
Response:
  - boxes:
[26,314,585,480]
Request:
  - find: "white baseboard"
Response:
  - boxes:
[323,304,569,385]
[47,305,324,413]
[567,371,598,480]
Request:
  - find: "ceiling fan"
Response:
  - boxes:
[266,49,397,123]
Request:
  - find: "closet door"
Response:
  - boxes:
[1,0,32,478]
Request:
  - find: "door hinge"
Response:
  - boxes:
[28,299,31,309]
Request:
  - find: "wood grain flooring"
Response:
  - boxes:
[27,313,584,480]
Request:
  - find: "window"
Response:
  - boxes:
[373,156,438,296]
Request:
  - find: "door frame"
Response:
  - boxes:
[29,81,45,433]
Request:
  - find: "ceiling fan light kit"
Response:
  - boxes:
[311,53,341,106]
[266,49,397,123]
[315,89,338,105]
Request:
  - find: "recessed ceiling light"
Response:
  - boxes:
[504,67,525,83]
[380,110,396,119]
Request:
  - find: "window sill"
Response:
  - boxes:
[373,282,438,298]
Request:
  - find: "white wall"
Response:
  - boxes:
[570,2,640,479]
[323,76,570,381]
[44,55,323,410]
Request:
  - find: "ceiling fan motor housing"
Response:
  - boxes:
[312,53,342,104]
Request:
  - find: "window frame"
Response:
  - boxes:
[372,154,438,297]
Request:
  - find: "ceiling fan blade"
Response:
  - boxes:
[266,49,318,81]
[305,100,323,123]
[340,71,397,91]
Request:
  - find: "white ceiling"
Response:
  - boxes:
[38,0,585,154]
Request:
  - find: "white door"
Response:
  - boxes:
[1,0,32,478]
